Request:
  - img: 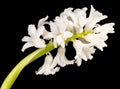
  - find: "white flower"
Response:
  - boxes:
[50,17,73,48]
[72,7,88,33]
[73,40,95,66]
[21,5,115,75]
[37,16,54,39]
[94,23,115,34]
[51,47,74,68]
[35,53,60,75]
[37,16,49,27]
[60,7,87,33]
[21,24,46,52]
[84,22,115,51]
[85,5,107,30]
[84,32,108,51]
[83,5,115,51]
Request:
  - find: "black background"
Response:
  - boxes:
[0,0,119,89]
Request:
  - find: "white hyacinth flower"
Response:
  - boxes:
[20,5,115,76]
[84,31,108,51]
[60,7,87,33]
[37,16,49,27]
[50,17,73,48]
[37,16,54,40]
[85,5,108,30]
[21,24,46,52]
[94,23,115,34]
[51,47,74,68]
[83,5,115,51]
[35,53,60,75]
[72,7,87,33]
[73,40,95,66]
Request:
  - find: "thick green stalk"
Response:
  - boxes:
[0,31,92,89]
[0,42,54,89]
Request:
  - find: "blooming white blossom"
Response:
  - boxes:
[21,5,115,75]
[84,5,108,30]
[94,23,115,34]
[73,40,95,66]
[35,53,60,75]
[21,24,46,52]
[38,16,54,39]
[60,7,87,33]
[37,16,49,27]
[49,17,73,48]
[51,47,74,68]
[83,6,115,51]
[36,47,74,75]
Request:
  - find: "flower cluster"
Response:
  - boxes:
[21,5,115,75]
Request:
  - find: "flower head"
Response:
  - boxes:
[51,47,74,68]
[21,24,46,52]
[50,17,73,48]
[21,5,115,75]
[35,53,60,75]
[73,40,95,66]
[85,5,108,30]
[60,7,87,33]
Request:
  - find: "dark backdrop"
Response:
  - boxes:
[0,0,119,89]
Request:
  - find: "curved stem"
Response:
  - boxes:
[0,31,92,89]
[0,42,54,89]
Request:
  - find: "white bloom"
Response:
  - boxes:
[84,23,115,51]
[21,6,115,75]
[84,32,108,51]
[60,7,73,17]
[73,40,95,66]
[37,16,49,27]
[60,7,87,33]
[94,23,115,33]
[50,17,73,48]
[37,16,54,39]
[85,5,107,30]
[71,7,87,33]
[51,47,74,68]
[21,24,46,52]
[83,6,115,51]
[35,53,60,75]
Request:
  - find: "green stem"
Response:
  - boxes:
[0,31,92,89]
[0,42,54,89]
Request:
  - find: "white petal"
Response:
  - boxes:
[84,34,107,51]
[51,47,74,68]
[94,23,115,33]
[56,35,65,48]
[63,31,73,39]
[21,42,34,52]
[75,57,82,66]
[83,46,95,60]
[35,54,59,75]
[73,40,83,59]
[38,16,48,27]
[55,17,67,33]
[34,39,46,48]
[28,24,36,37]
[73,40,95,66]
[58,47,74,66]
[74,7,88,28]
[37,26,44,36]
[21,36,31,42]
[60,7,73,17]
[50,21,59,34]
[73,40,87,61]
[85,5,107,30]
[35,54,53,75]
[42,29,54,39]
